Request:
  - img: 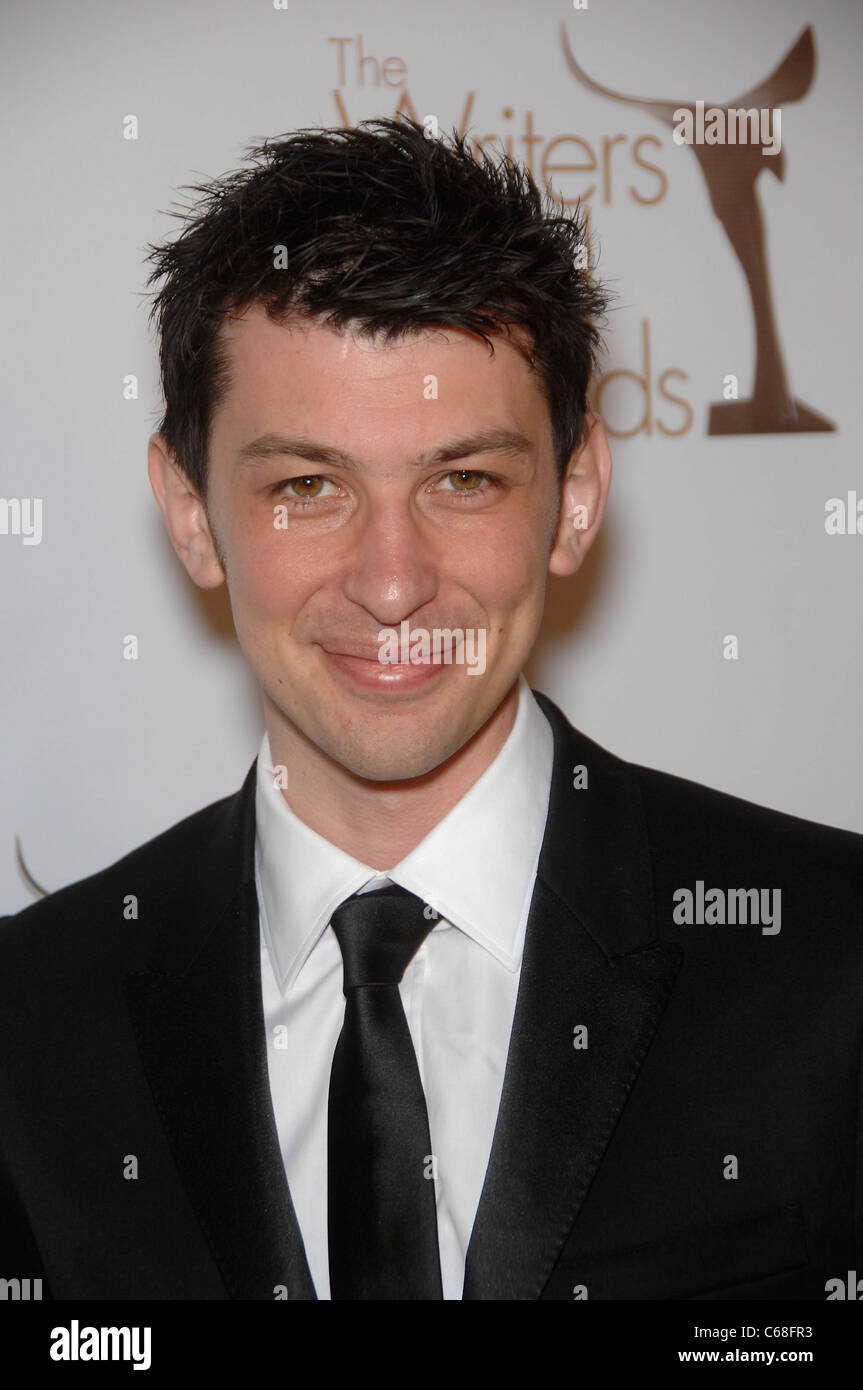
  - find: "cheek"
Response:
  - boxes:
[226,519,315,623]
[462,513,549,616]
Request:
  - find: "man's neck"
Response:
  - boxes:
[263,683,520,870]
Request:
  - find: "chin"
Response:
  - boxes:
[321,723,467,784]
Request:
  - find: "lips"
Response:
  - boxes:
[320,640,392,663]
[319,642,449,693]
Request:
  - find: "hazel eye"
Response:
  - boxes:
[288,476,326,498]
[446,470,484,490]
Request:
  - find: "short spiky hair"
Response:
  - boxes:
[144,116,611,498]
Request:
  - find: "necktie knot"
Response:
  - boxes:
[330,884,435,991]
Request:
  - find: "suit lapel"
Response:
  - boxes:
[123,764,316,1300]
[120,690,679,1302]
[463,692,683,1299]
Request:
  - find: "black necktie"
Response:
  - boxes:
[327,884,444,1300]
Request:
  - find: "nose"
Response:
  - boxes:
[340,499,439,626]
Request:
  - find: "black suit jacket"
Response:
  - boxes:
[2,691,862,1300]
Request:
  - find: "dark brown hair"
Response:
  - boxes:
[144,116,611,497]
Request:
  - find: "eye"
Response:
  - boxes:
[288,475,326,498]
[437,469,490,493]
[273,475,339,501]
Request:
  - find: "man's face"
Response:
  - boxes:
[164,307,597,781]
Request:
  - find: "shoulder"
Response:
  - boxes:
[534,689,863,924]
[630,756,863,877]
[0,772,254,979]
[624,759,863,967]
[538,687,863,867]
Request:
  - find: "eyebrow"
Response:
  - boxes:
[235,427,534,473]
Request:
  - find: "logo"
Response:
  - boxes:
[562,23,835,436]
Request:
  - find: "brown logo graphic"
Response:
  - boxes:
[562,23,835,436]
[15,836,48,899]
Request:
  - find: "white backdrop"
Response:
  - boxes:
[2,0,861,912]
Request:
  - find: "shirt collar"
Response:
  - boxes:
[255,673,554,993]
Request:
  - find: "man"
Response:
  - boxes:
[1,117,861,1302]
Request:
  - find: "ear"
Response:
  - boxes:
[548,411,612,578]
[147,434,226,589]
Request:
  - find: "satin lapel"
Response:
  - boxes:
[463,692,683,1300]
[123,763,316,1301]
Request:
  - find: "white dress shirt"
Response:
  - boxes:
[255,674,554,1299]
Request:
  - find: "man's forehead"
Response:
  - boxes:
[209,304,551,461]
[218,301,536,369]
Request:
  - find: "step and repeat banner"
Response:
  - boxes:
[2,0,860,909]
